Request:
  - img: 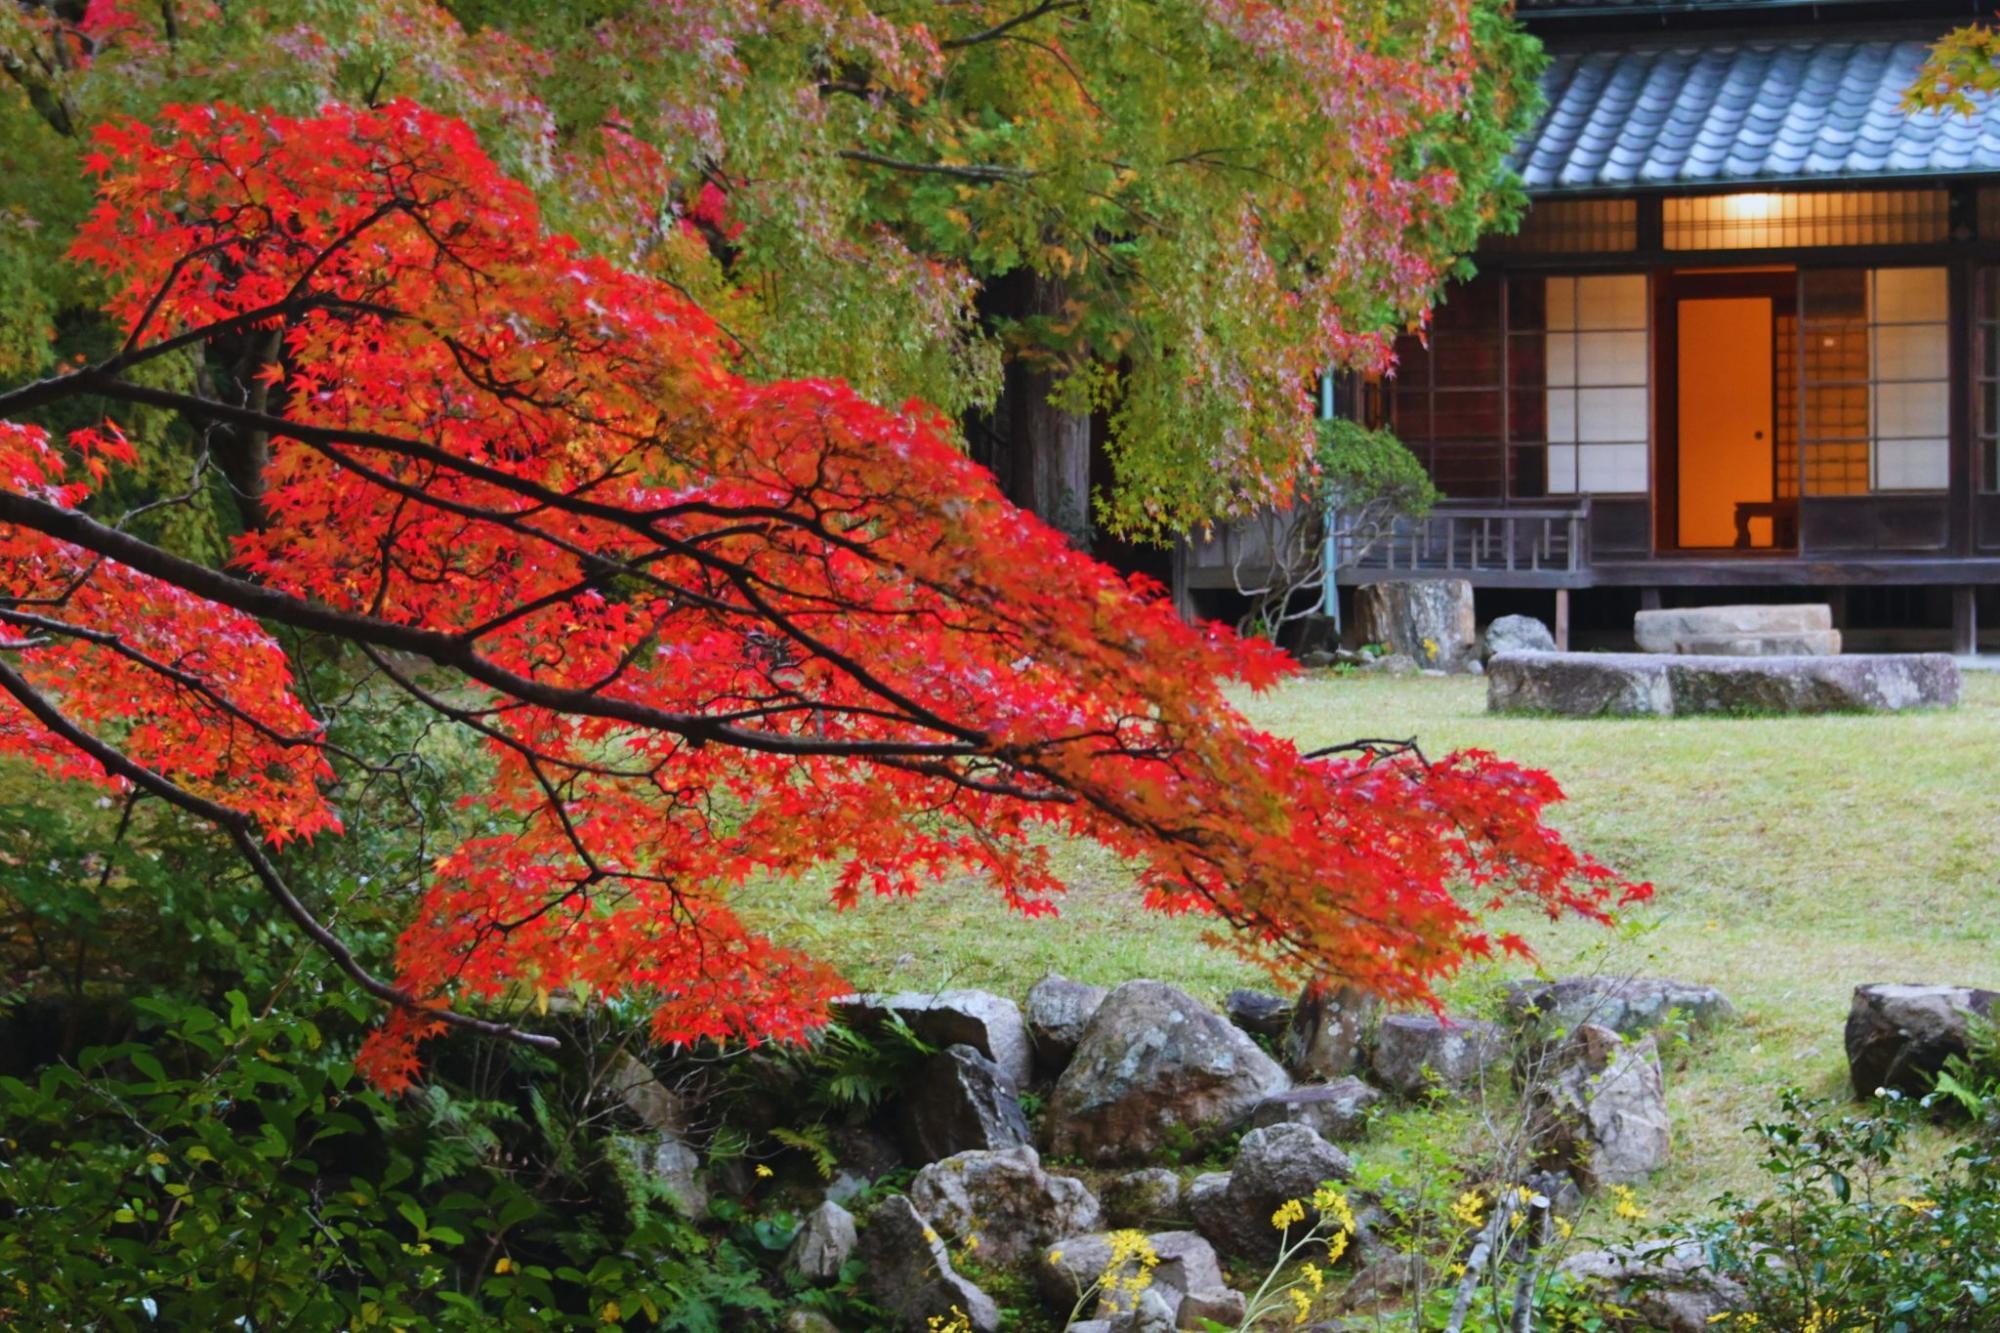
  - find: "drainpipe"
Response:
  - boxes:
[1318,372,1342,635]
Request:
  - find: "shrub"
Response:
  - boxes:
[1691,1088,2000,1332]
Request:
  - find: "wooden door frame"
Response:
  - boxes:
[1654,269,1799,554]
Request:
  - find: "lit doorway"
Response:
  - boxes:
[1663,271,1797,552]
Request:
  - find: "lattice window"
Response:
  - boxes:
[1389,276,1506,499]
[1665,191,1949,251]
[1774,310,1798,499]
[1485,198,1639,255]
[1542,275,1650,494]
[1798,268,1949,495]
[1390,272,1649,499]
[1978,268,2000,492]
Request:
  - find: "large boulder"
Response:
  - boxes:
[1527,1024,1671,1191]
[824,1125,903,1207]
[780,1312,841,1333]
[1025,974,1109,1079]
[1188,1123,1355,1261]
[1560,1241,1749,1333]
[1846,983,2000,1098]
[1225,989,1293,1042]
[855,1195,1000,1333]
[1033,1230,1244,1328]
[1505,976,1735,1043]
[1370,1014,1504,1098]
[1044,981,1290,1165]
[908,1145,1101,1266]
[898,1044,1032,1165]
[785,1200,856,1285]
[1487,651,1959,718]
[1336,1254,1431,1313]
[611,1132,707,1219]
[1353,580,1477,672]
[1284,985,1379,1081]
[1634,604,1836,656]
[1481,614,1556,660]
[835,989,1032,1086]
[1100,1168,1183,1229]
[603,1052,695,1135]
[1251,1077,1381,1143]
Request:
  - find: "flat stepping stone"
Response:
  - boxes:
[1634,603,1835,656]
[1487,651,1959,717]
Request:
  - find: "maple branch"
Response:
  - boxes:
[939,0,1083,49]
[0,652,559,1052]
[0,607,322,748]
[836,150,1036,182]
[9,368,1006,748]
[0,487,984,762]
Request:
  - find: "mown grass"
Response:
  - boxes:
[737,670,2000,1220]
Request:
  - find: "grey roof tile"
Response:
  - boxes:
[1518,37,2000,192]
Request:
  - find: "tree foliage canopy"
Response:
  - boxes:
[2,0,1540,537]
[0,97,1637,1088]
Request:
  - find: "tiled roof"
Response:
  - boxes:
[1518,37,2000,193]
[1518,1,1847,10]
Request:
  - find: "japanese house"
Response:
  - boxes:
[1183,0,2000,650]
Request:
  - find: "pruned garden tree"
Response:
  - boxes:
[2,0,1541,547]
[0,101,1641,1089]
[1231,418,1438,640]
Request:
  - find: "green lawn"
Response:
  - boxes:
[739,671,2000,1217]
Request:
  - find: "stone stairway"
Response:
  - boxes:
[1633,603,1839,656]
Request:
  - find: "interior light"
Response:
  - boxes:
[1724,193,1782,221]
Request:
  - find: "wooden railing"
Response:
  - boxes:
[1335,501,1591,582]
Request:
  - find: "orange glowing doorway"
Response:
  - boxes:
[1665,271,1797,552]
[1678,298,1774,547]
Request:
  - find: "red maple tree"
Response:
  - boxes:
[0,102,1644,1091]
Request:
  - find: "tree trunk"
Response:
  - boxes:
[1002,271,1092,548]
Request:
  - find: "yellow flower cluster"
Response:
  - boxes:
[926,1305,972,1333]
[1313,1183,1357,1235]
[1451,1189,1486,1229]
[1270,1198,1308,1232]
[1097,1229,1161,1313]
[1610,1185,1647,1222]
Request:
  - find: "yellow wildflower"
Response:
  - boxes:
[754,1164,774,1179]
[598,1301,620,1324]
[926,1306,972,1333]
[1271,1198,1308,1232]
[1553,1215,1574,1240]
[1301,1260,1325,1294]
[1289,1287,1313,1324]
[1047,1249,1064,1265]
[1451,1190,1486,1229]
[494,1257,513,1275]
[1610,1185,1647,1222]
[1312,1183,1357,1233]
[1895,1196,1936,1212]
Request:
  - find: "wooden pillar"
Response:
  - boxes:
[1554,588,1571,651]
[1953,585,1978,656]
[1639,587,1662,612]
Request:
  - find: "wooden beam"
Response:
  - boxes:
[1554,588,1571,651]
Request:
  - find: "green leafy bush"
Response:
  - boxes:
[1689,1089,2000,1332]
[1314,417,1438,521]
[0,991,802,1330]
